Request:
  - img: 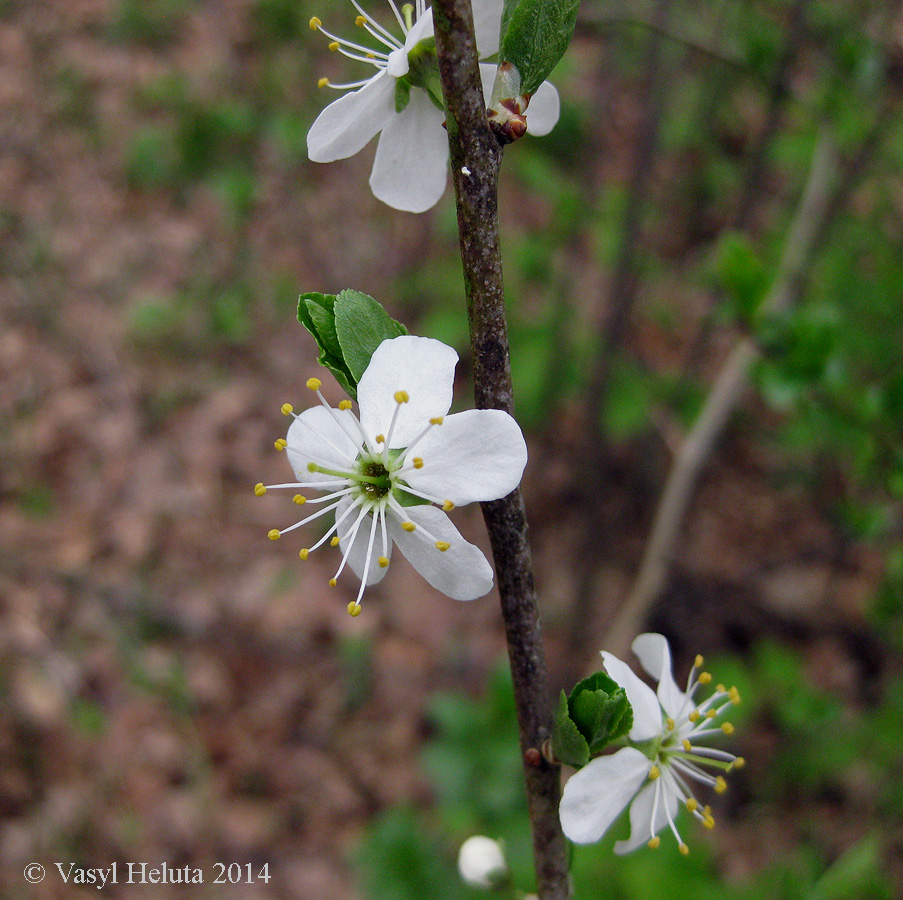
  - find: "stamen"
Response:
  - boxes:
[412,457,423,469]
[647,836,660,849]
[268,529,281,541]
[401,521,415,532]
[435,541,450,551]
[331,536,340,546]
[281,403,293,415]
[254,483,267,496]
[350,1,402,49]
[348,601,362,616]
[293,495,306,505]
[275,438,287,451]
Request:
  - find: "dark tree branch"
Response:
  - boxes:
[431,3,570,898]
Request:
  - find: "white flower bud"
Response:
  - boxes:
[457,835,508,890]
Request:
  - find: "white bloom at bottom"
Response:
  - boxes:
[559,633,743,854]
[257,335,527,614]
[457,836,508,890]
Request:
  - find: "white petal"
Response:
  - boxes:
[401,409,527,505]
[525,80,560,136]
[307,71,396,163]
[388,505,493,600]
[559,747,651,845]
[473,0,504,57]
[632,633,686,719]
[357,336,458,447]
[285,406,360,484]
[614,775,681,854]
[369,89,449,212]
[601,651,663,742]
[479,62,497,103]
[335,496,391,586]
[404,6,435,49]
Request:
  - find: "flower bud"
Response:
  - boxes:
[457,836,508,890]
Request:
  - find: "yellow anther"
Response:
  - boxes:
[706,709,717,719]
[365,52,375,59]
[729,687,741,704]
[317,77,330,89]
[355,14,366,25]
[721,722,735,735]
[293,494,307,505]
[299,549,309,560]
[703,815,715,830]
[375,434,385,443]
[685,797,698,813]
[698,671,712,684]
[682,739,692,752]
[330,536,340,547]
[716,683,726,693]
[281,402,293,415]
[715,776,727,794]
[268,529,281,541]
[339,399,352,410]
[689,710,700,722]
[648,765,660,780]
[378,556,389,568]
[394,390,409,404]
[666,717,675,731]
[412,457,424,469]
[694,654,704,668]
[328,578,337,587]
[647,836,660,849]
[328,41,339,51]
[429,416,444,425]
[347,602,362,617]
[402,521,416,532]
[309,16,322,30]
[306,377,322,390]
[435,541,450,552]
[442,500,455,512]
[679,843,690,856]
[731,757,746,770]
[275,438,287,451]
[254,483,267,496]
[704,805,712,817]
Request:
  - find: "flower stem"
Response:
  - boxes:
[431,3,570,898]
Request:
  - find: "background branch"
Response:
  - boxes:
[604,126,839,655]
[431,2,570,897]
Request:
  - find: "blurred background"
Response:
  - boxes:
[2,0,902,897]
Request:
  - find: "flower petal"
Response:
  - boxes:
[559,747,651,844]
[525,80,560,136]
[401,409,527,505]
[307,71,396,163]
[286,405,360,484]
[369,89,449,212]
[388,505,493,600]
[473,0,504,57]
[613,774,681,854]
[357,336,458,447]
[632,633,686,719]
[404,5,435,49]
[336,496,391,586]
[601,651,662,742]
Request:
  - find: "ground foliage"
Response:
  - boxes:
[1,0,902,898]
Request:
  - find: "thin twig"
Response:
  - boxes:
[431,2,570,898]
[604,126,839,656]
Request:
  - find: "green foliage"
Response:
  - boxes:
[297,290,408,400]
[108,0,193,47]
[499,0,580,96]
[552,672,632,768]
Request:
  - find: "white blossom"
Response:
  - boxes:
[559,633,743,854]
[457,835,508,890]
[306,1,560,212]
[257,335,527,615]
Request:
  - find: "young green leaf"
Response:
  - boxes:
[551,689,591,768]
[499,0,579,96]
[334,289,408,384]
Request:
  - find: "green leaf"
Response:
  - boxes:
[567,671,633,755]
[297,291,357,398]
[334,289,408,384]
[551,690,590,768]
[297,289,407,400]
[500,0,579,96]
